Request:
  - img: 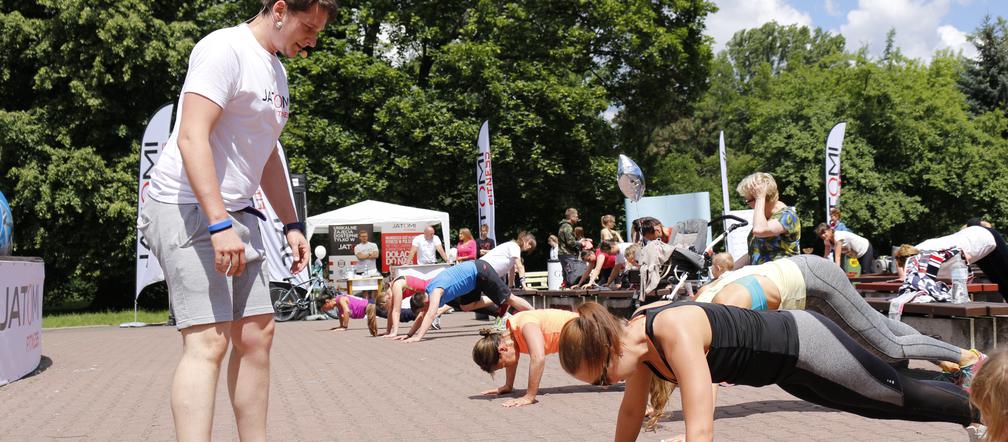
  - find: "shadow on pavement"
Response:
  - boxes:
[467,383,624,401]
[657,399,832,423]
[18,355,53,381]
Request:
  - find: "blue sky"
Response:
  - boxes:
[707,0,1008,60]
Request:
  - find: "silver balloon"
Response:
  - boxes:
[617,154,645,202]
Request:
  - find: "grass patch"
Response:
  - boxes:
[43,310,170,329]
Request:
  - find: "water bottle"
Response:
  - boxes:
[950,256,970,304]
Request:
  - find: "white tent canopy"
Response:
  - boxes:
[306,200,451,242]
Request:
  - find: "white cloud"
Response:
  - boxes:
[824,0,840,16]
[839,0,977,60]
[707,0,813,52]
[937,25,979,58]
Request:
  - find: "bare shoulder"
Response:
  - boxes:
[650,304,711,347]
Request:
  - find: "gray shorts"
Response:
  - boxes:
[138,199,273,329]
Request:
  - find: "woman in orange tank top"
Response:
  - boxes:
[471,309,578,407]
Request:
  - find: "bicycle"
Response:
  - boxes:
[269,265,340,322]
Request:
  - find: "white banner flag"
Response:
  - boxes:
[135,103,174,297]
[718,131,730,231]
[252,143,309,286]
[476,121,496,241]
[824,122,847,221]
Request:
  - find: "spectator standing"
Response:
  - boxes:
[456,228,478,262]
[829,207,850,232]
[600,214,624,243]
[136,1,333,439]
[737,172,800,266]
[353,229,379,275]
[476,224,496,257]
[558,208,580,280]
[547,235,559,260]
[408,226,451,264]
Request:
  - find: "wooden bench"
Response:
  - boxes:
[513,288,637,315]
[864,296,1008,351]
[856,279,1005,302]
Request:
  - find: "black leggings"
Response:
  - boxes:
[781,311,979,426]
[975,226,1008,302]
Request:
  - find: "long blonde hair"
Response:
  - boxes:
[971,350,1008,441]
[459,227,474,242]
[645,377,676,431]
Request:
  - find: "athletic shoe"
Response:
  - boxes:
[431,317,442,330]
[958,349,988,392]
[967,424,987,442]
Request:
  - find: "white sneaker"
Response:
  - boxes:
[431,317,442,330]
[967,424,987,442]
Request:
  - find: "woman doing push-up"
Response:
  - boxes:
[693,254,983,385]
[472,309,578,407]
[400,260,532,343]
[559,301,982,441]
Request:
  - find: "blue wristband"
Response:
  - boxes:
[283,221,306,236]
[208,219,233,234]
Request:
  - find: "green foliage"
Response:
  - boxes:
[650,21,1008,253]
[959,16,1008,115]
[0,1,715,306]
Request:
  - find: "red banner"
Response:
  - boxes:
[379,222,424,273]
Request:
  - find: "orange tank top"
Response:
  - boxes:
[507,309,579,355]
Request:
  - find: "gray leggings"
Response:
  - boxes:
[782,310,976,426]
[788,255,963,364]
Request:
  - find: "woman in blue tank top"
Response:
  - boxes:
[558,301,983,441]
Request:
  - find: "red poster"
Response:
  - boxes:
[379,222,424,272]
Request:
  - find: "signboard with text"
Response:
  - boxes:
[327,224,372,280]
[379,222,424,273]
[1,257,43,386]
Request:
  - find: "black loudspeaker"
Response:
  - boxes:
[290,173,308,221]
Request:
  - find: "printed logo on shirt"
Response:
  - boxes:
[261,89,290,120]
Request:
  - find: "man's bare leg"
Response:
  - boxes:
[173,322,231,442]
[227,314,275,442]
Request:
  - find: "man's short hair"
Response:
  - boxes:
[261,0,339,22]
[565,208,578,219]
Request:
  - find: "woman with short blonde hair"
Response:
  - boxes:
[736,172,799,265]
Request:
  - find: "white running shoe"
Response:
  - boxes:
[431,316,442,330]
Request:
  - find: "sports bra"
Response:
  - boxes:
[632,301,800,386]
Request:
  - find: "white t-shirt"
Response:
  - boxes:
[412,234,442,264]
[833,230,870,258]
[482,241,522,278]
[614,242,633,266]
[916,226,996,262]
[354,242,379,274]
[147,24,290,211]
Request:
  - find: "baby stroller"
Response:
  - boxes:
[635,214,748,302]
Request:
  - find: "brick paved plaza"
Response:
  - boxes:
[0,313,971,441]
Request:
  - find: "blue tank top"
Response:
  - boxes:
[426,261,478,306]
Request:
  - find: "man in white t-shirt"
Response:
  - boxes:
[481,232,536,288]
[137,2,336,439]
[353,229,379,275]
[408,226,451,264]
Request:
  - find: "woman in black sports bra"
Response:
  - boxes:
[558,301,982,441]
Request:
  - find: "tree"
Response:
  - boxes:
[0,0,717,306]
[959,15,1008,115]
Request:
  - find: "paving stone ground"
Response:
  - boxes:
[0,313,972,441]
